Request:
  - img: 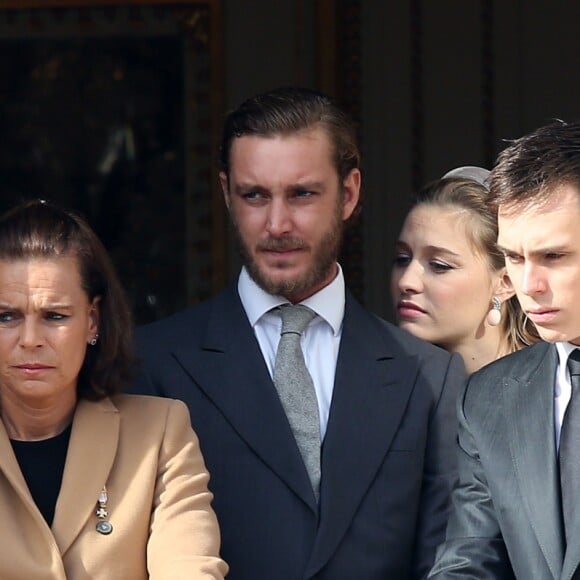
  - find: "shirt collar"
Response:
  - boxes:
[237,265,345,336]
[556,341,580,368]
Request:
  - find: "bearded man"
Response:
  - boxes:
[131,87,465,580]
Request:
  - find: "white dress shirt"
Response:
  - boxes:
[554,341,580,449]
[237,265,345,440]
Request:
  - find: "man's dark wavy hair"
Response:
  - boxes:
[490,119,580,212]
[219,86,361,185]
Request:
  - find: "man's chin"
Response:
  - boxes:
[252,271,304,297]
[536,326,577,344]
[246,263,318,298]
[250,258,300,279]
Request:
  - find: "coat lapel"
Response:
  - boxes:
[505,343,563,580]
[561,362,580,579]
[172,286,316,512]
[563,528,580,579]
[51,398,120,556]
[306,294,418,575]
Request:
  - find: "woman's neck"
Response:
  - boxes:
[1,392,76,441]
[451,325,510,375]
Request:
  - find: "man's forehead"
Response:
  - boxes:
[227,128,336,176]
[498,199,579,251]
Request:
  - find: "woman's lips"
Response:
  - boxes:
[397,301,427,319]
[14,363,54,375]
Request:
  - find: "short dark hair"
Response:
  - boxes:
[219,87,360,183]
[490,119,580,211]
[0,200,134,400]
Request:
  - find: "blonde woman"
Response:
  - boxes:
[391,167,538,373]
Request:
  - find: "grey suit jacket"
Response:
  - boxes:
[131,282,465,579]
[430,341,580,580]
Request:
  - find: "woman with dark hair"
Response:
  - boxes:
[0,200,227,579]
[391,167,538,373]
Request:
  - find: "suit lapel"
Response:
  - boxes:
[52,398,120,555]
[561,361,580,579]
[564,529,580,579]
[307,294,417,575]
[505,343,564,580]
[172,286,316,511]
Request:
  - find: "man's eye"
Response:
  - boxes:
[505,254,523,264]
[294,189,313,198]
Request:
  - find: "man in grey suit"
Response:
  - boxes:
[132,87,465,579]
[430,120,580,579]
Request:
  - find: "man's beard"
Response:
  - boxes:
[232,202,344,299]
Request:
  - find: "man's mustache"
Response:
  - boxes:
[256,237,308,252]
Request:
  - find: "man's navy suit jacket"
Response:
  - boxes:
[131,283,465,579]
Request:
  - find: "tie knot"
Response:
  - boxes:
[569,349,580,377]
[279,304,316,336]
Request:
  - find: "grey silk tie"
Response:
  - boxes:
[273,304,321,500]
[559,349,580,541]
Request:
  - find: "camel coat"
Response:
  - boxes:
[0,394,227,579]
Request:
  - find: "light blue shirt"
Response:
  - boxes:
[237,265,345,440]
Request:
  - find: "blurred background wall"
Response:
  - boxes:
[1,0,578,322]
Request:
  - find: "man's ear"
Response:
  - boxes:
[219,171,230,210]
[341,168,361,221]
[493,268,516,302]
